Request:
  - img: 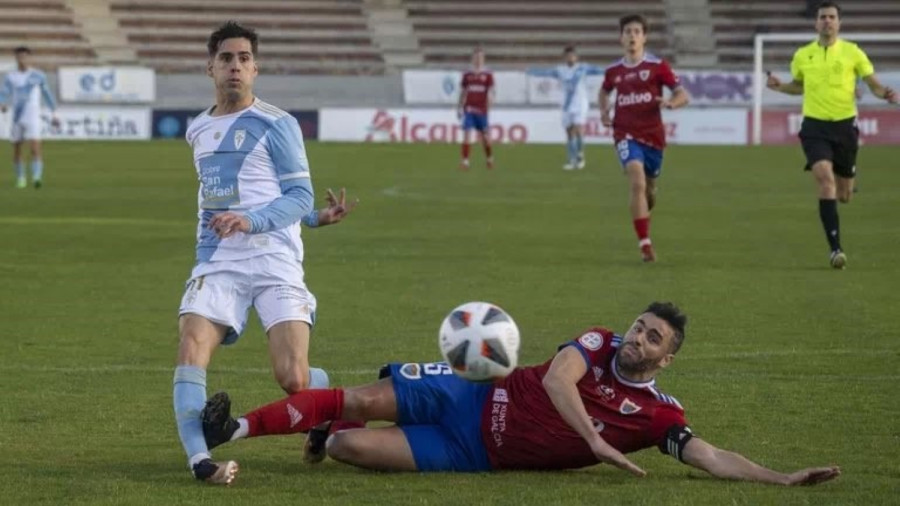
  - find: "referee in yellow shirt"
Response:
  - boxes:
[767,1,897,269]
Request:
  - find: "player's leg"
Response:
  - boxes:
[460,114,473,170]
[833,119,859,205]
[29,139,42,188]
[477,115,493,169]
[800,119,844,268]
[572,108,587,169]
[326,426,417,471]
[564,124,577,170]
[643,144,664,211]
[12,138,25,188]
[175,268,250,483]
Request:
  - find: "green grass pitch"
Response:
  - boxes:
[0,140,897,505]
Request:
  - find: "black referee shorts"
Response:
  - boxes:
[799,116,859,178]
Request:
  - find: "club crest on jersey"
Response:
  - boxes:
[639,70,650,81]
[579,332,604,351]
[234,129,246,149]
[399,363,421,380]
[619,398,642,415]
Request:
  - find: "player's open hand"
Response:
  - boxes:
[884,87,898,104]
[783,466,841,486]
[590,437,646,477]
[319,187,359,226]
[208,211,250,238]
[766,71,782,91]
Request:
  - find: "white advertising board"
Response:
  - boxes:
[58,66,156,103]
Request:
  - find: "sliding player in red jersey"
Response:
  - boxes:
[600,15,689,262]
[201,302,839,487]
[457,47,495,170]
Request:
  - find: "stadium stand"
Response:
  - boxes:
[109,0,386,74]
[0,0,97,68]
[711,0,900,69]
[406,0,672,68]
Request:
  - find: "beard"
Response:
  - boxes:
[615,344,658,374]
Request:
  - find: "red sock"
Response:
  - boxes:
[245,389,344,437]
[461,142,470,159]
[482,141,492,158]
[633,217,650,242]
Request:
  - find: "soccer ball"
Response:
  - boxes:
[438,302,520,382]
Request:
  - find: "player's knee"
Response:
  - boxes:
[276,368,309,394]
[630,178,646,195]
[325,432,359,463]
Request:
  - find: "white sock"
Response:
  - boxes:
[188,452,212,468]
[231,418,249,441]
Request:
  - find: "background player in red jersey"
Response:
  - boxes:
[599,15,689,263]
[457,47,495,170]
[201,302,840,486]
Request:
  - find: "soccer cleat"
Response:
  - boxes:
[576,156,586,170]
[640,243,656,263]
[830,250,847,269]
[459,159,470,171]
[34,180,42,189]
[563,162,576,170]
[15,177,26,189]
[302,422,331,464]
[202,391,240,450]
[486,157,494,170]
[192,458,239,485]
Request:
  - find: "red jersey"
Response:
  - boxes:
[480,328,688,470]
[601,55,680,149]
[461,69,494,115]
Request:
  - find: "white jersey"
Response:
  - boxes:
[186,98,312,264]
[545,63,605,113]
[0,68,56,124]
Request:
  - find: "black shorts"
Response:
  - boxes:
[799,116,859,178]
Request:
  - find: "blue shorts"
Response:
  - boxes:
[388,362,492,472]
[462,113,488,132]
[616,139,664,179]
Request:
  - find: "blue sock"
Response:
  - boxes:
[14,161,24,180]
[566,138,577,162]
[575,136,584,159]
[31,159,43,181]
[309,367,329,388]
[173,365,210,468]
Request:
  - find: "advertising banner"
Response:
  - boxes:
[320,108,748,145]
[760,109,900,145]
[58,66,156,103]
[43,107,151,140]
[402,70,528,104]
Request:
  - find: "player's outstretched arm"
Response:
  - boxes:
[542,347,646,477]
[861,74,898,104]
[681,437,840,486]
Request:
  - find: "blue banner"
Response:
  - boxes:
[152,109,319,140]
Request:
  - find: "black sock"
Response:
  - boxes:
[818,199,841,252]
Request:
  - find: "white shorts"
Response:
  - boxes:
[10,119,40,143]
[178,253,317,345]
[562,108,588,128]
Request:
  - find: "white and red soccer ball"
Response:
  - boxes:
[439,302,520,382]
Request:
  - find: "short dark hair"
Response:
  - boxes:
[207,21,258,57]
[817,1,842,17]
[563,45,576,54]
[644,302,686,353]
[619,14,649,34]
[13,46,30,55]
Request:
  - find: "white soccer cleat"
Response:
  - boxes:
[576,159,586,170]
[830,250,847,269]
[563,162,576,170]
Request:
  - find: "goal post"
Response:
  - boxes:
[752,32,900,145]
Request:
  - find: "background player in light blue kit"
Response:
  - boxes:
[528,46,605,170]
[172,21,354,485]
[0,46,59,189]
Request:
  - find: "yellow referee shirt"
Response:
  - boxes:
[790,38,874,121]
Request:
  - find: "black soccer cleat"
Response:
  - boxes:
[34,180,42,189]
[302,422,331,464]
[202,391,239,450]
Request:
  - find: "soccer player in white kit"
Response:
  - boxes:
[528,46,605,170]
[0,46,59,189]
[173,21,355,484]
